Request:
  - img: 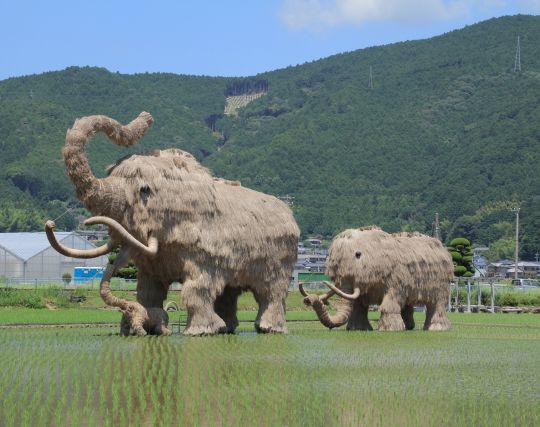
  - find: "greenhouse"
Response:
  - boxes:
[0,231,108,283]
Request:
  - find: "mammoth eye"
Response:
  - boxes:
[355,251,362,259]
[140,184,151,195]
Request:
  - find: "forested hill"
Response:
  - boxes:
[0,15,539,260]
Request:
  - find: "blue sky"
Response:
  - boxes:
[1,0,539,80]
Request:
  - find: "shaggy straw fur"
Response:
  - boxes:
[303,226,453,331]
[49,112,299,336]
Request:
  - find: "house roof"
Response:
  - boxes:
[0,231,77,261]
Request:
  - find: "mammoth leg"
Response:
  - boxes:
[252,279,288,334]
[401,304,415,330]
[424,301,450,331]
[144,307,172,336]
[182,272,227,336]
[120,314,131,336]
[378,290,406,331]
[347,298,372,331]
[136,271,168,308]
[214,286,241,334]
[134,271,171,336]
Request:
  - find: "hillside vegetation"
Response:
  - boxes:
[0,15,539,259]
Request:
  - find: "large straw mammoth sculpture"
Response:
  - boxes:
[301,226,453,331]
[46,112,299,336]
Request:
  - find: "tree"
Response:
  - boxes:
[520,196,540,261]
[448,237,475,277]
[108,250,137,279]
[485,237,515,261]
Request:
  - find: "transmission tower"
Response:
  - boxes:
[368,66,373,89]
[514,35,521,72]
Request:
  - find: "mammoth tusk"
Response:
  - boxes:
[298,282,309,297]
[322,281,361,301]
[298,282,335,306]
[45,220,114,258]
[84,216,158,258]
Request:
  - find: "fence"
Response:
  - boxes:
[0,277,140,290]
[449,279,540,313]
[2,277,539,311]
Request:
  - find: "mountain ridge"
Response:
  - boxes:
[0,15,539,260]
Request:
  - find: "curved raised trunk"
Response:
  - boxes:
[308,296,354,329]
[62,112,153,213]
[45,220,114,258]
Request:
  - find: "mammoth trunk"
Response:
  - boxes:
[99,265,129,311]
[311,297,353,329]
[62,112,153,212]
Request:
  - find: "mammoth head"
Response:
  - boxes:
[47,113,165,259]
[62,112,154,219]
[325,226,388,283]
[56,112,220,257]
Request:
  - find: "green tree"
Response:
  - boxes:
[448,237,475,277]
[520,196,540,260]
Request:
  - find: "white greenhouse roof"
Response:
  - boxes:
[0,231,77,261]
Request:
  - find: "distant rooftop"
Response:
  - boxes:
[0,231,73,261]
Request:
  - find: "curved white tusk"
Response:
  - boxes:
[299,282,335,305]
[298,282,309,297]
[45,220,114,258]
[322,281,360,301]
[84,216,158,257]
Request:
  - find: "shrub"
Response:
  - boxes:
[454,266,467,276]
[0,287,76,309]
[449,237,471,247]
[448,236,475,277]
[450,251,462,262]
[0,289,44,309]
[497,293,518,307]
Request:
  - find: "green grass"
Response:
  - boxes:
[0,307,323,325]
[0,316,539,426]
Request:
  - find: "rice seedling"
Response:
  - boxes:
[0,314,538,426]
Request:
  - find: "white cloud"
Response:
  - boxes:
[279,0,540,30]
[280,0,469,29]
[517,0,540,13]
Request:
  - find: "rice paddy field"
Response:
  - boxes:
[1,313,539,426]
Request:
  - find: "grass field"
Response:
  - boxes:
[1,312,539,426]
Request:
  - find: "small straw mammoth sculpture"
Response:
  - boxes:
[301,226,453,332]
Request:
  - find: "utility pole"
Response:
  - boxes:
[511,207,520,279]
[514,35,521,72]
[434,212,441,241]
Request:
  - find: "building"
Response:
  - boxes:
[0,231,108,283]
[487,260,540,279]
